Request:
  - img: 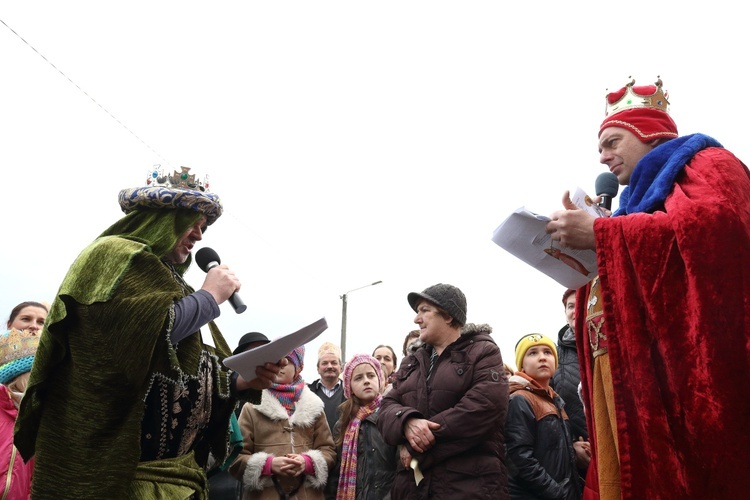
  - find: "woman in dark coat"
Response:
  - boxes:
[377,284,509,499]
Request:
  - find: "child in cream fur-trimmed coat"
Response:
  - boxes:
[229,346,336,500]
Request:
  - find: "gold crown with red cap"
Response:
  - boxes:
[605,76,670,116]
[600,76,678,141]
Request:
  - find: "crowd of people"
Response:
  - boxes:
[2,76,749,499]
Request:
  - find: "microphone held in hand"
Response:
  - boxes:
[194,247,247,314]
[595,172,619,211]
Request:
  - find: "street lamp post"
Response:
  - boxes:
[340,280,382,361]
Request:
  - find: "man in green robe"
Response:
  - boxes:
[14,168,283,499]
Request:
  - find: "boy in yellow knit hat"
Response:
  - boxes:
[506,334,589,499]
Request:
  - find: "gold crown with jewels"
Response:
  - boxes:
[146,165,211,192]
[119,165,223,224]
[605,76,670,117]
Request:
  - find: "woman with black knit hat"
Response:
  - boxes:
[377,283,509,499]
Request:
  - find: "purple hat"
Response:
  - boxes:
[286,345,305,372]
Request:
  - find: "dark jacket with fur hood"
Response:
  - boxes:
[377,323,509,499]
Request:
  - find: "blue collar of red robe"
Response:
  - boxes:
[613,133,723,216]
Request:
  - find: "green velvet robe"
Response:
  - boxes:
[15,209,248,499]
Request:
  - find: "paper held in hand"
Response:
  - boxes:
[223,317,328,380]
[491,188,605,289]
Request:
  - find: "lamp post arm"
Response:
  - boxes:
[339,280,382,362]
[340,293,348,361]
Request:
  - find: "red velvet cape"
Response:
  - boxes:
[577,147,750,498]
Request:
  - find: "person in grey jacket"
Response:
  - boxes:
[377,284,509,499]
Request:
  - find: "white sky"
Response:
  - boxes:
[2,2,748,378]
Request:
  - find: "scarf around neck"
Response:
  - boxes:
[614,133,722,216]
[267,377,306,416]
[337,394,382,500]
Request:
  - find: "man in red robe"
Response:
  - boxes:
[546,77,750,499]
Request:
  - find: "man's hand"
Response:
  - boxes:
[545,191,598,250]
[236,359,289,391]
[200,265,241,305]
[404,418,440,453]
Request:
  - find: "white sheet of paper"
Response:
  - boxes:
[491,188,602,289]
[410,458,424,485]
[223,317,328,380]
[569,186,609,218]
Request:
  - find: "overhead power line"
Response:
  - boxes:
[2,18,327,290]
[1,18,168,164]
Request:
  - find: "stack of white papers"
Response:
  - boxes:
[492,188,603,289]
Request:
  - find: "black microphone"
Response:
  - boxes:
[194,247,247,314]
[595,172,619,211]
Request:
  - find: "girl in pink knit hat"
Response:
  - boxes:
[329,354,397,500]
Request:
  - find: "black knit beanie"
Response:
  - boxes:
[407,283,467,326]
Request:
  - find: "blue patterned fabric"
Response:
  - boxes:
[118,186,223,225]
